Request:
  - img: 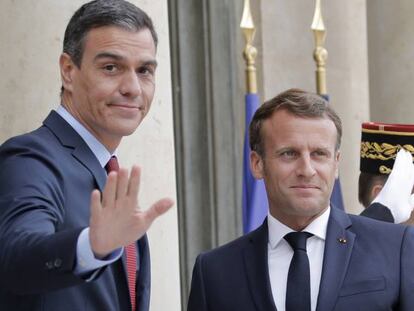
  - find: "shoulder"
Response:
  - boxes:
[349,212,405,231]
[332,206,406,236]
[196,223,266,263]
[0,127,65,175]
[0,125,60,156]
[0,121,71,190]
[348,213,413,246]
[0,110,77,166]
[360,202,394,222]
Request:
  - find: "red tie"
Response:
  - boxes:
[105,156,137,311]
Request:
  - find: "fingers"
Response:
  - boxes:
[392,149,407,171]
[394,148,413,169]
[145,198,174,223]
[90,189,102,217]
[102,172,117,207]
[127,165,141,198]
[116,168,129,199]
[388,149,414,185]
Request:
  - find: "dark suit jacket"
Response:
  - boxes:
[188,207,414,311]
[361,202,394,222]
[0,111,150,311]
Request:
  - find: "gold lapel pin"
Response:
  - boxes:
[337,237,347,244]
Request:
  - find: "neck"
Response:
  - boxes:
[61,92,120,153]
[269,207,328,231]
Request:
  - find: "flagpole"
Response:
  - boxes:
[311,0,328,96]
[311,1,345,211]
[240,0,268,232]
[240,0,257,94]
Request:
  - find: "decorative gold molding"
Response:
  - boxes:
[379,165,392,174]
[360,142,414,161]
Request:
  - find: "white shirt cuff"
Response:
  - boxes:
[74,227,123,277]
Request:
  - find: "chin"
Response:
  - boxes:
[293,199,327,215]
[115,120,144,135]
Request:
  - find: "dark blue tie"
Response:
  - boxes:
[284,231,313,311]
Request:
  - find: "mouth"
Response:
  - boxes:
[290,185,320,190]
[109,103,146,113]
[108,103,146,118]
[109,103,141,109]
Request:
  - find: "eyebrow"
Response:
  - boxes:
[93,52,158,67]
[94,52,124,62]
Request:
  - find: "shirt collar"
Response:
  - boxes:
[56,105,114,167]
[267,206,331,249]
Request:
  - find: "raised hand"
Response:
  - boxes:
[372,148,414,223]
[89,165,174,258]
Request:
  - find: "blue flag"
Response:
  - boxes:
[321,94,345,210]
[242,93,268,233]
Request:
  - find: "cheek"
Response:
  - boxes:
[88,73,120,96]
[93,80,116,97]
[143,82,155,101]
[265,166,290,186]
[320,165,338,184]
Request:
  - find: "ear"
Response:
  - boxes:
[371,184,384,201]
[334,151,340,178]
[250,150,264,179]
[59,53,76,93]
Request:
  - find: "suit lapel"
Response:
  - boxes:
[243,221,277,311]
[43,111,107,191]
[72,145,106,190]
[316,208,355,311]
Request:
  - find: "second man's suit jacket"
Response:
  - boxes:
[0,111,150,311]
[188,207,414,311]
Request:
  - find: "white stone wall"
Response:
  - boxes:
[0,1,180,310]
[367,0,414,124]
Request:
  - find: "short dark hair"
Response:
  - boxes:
[63,0,158,68]
[249,88,342,157]
[358,172,387,208]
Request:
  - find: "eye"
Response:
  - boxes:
[103,64,118,73]
[279,150,298,159]
[312,150,329,158]
[137,65,155,76]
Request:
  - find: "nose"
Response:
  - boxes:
[296,154,316,178]
[119,70,142,98]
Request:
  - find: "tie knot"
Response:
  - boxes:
[284,231,313,251]
[105,156,119,173]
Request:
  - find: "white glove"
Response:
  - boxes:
[372,148,414,223]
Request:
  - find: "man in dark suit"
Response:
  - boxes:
[0,1,173,310]
[188,88,414,311]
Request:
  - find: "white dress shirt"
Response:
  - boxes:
[268,207,330,311]
[56,105,123,276]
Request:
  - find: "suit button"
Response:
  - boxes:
[54,258,62,268]
[45,261,54,270]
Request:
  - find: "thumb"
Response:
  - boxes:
[145,198,174,222]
